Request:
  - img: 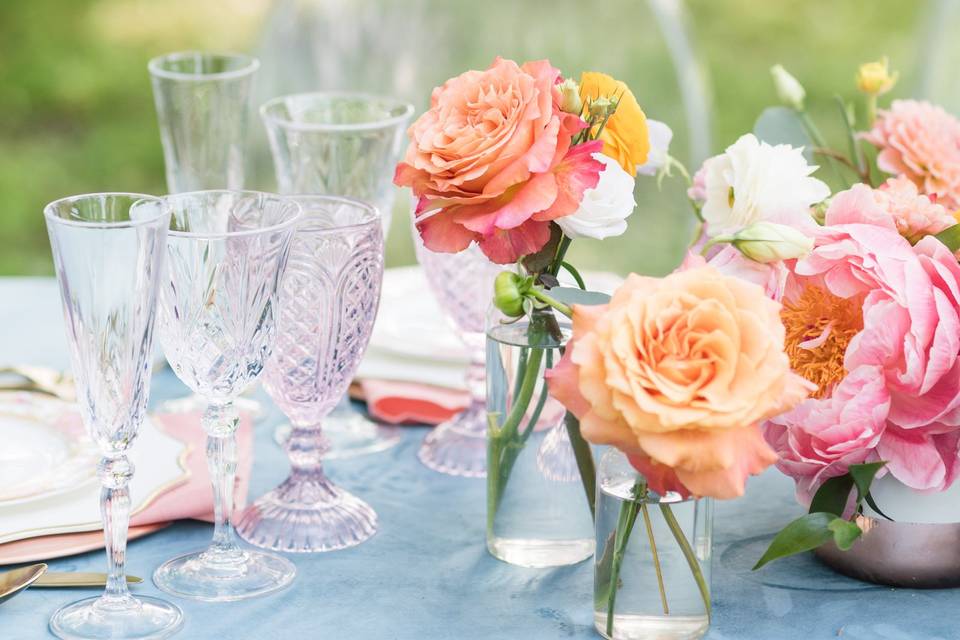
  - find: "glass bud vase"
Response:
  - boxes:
[594,448,713,640]
[485,307,594,567]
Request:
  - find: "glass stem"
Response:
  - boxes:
[202,401,241,557]
[98,455,134,606]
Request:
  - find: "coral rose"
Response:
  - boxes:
[578,71,650,176]
[863,99,960,210]
[394,57,604,264]
[547,266,813,500]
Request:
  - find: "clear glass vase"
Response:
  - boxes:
[485,308,594,567]
[594,448,713,640]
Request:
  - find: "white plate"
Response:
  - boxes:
[0,393,98,505]
[370,266,469,364]
[0,404,189,544]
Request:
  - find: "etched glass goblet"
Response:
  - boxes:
[261,92,412,458]
[152,190,300,601]
[413,235,501,477]
[44,193,183,639]
[236,196,384,552]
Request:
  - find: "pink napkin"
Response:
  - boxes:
[0,409,254,563]
[359,379,468,425]
[130,409,254,525]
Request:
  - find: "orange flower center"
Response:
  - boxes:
[781,286,864,398]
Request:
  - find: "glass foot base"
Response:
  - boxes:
[236,479,377,553]
[50,595,183,640]
[273,419,400,459]
[486,536,594,568]
[157,394,265,422]
[593,612,709,640]
[417,406,487,478]
[153,547,295,602]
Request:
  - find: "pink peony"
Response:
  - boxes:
[765,186,960,496]
[863,99,960,210]
[878,177,956,243]
[394,57,603,264]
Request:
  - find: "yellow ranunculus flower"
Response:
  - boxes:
[856,57,898,96]
[579,71,649,176]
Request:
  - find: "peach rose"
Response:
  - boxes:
[394,57,604,264]
[547,266,813,499]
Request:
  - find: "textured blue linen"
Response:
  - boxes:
[0,277,955,639]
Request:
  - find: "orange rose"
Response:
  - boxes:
[394,57,603,264]
[547,266,812,499]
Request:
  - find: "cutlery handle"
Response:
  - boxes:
[33,573,142,587]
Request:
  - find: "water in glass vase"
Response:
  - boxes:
[486,309,594,568]
[594,449,712,640]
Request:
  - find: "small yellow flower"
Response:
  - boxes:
[856,57,898,96]
[579,71,649,176]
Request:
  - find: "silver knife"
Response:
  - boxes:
[32,573,143,588]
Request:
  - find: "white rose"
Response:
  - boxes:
[635,120,672,176]
[731,221,814,263]
[701,133,829,236]
[557,153,636,240]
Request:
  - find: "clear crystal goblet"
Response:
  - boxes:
[261,92,412,459]
[44,193,183,639]
[152,190,300,601]
[236,196,384,552]
[149,50,266,420]
[413,234,501,477]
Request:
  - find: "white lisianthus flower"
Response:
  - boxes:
[770,64,806,110]
[636,120,672,176]
[557,153,636,240]
[730,221,814,263]
[701,133,829,236]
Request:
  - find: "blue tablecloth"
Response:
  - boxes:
[0,277,955,639]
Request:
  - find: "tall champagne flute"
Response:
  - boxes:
[152,191,300,601]
[44,193,183,639]
[236,196,384,552]
[261,92,412,458]
[149,51,259,192]
[149,51,265,419]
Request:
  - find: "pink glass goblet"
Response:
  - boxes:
[236,196,384,552]
[413,233,501,478]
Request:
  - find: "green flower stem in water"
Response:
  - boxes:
[605,481,646,636]
[660,503,712,620]
[564,413,596,519]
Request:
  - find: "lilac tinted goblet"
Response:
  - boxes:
[413,234,501,478]
[236,196,383,553]
[45,193,183,639]
[261,92,412,459]
[152,190,300,601]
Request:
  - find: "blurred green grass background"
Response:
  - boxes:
[0,0,932,276]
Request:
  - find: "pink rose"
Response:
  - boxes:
[863,99,960,210]
[394,57,603,264]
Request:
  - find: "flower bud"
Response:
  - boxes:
[557,78,583,115]
[856,57,898,96]
[732,222,814,263]
[588,96,617,121]
[770,64,806,111]
[493,271,527,317]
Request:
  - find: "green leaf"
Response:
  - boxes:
[864,492,894,521]
[550,287,611,307]
[847,461,886,504]
[522,224,563,274]
[754,107,814,162]
[753,512,834,570]
[934,224,960,252]
[827,518,862,550]
[808,474,854,517]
